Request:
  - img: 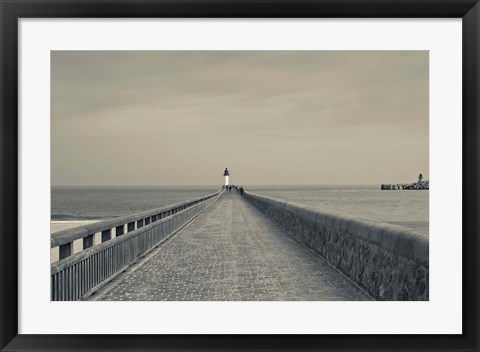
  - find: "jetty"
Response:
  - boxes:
[381,173,429,190]
[51,171,429,302]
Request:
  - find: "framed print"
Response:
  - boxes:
[1,0,479,351]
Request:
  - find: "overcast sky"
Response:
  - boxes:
[51,51,428,186]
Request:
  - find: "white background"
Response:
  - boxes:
[19,19,462,334]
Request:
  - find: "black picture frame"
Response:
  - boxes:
[1,1,478,351]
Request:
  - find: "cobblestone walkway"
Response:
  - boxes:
[93,192,371,301]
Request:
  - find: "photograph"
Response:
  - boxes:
[2,0,478,349]
[50,50,429,302]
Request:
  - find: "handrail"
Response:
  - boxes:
[51,204,199,275]
[51,190,224,300]
[51,190,222,261]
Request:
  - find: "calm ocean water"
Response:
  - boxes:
[247,185,428,235]
[51,185,428,235]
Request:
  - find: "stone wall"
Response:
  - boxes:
[243,192,429,301]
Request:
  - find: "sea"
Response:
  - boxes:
[51,185,428,235]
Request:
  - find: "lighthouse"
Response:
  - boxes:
[223,168,230,186]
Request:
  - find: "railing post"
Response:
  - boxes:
[92,233,100,248]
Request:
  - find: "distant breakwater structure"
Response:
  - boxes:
[381,173,429,190]
[50,169,428,301]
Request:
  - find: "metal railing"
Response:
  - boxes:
[51,191,223,261]
[51,190,223,301]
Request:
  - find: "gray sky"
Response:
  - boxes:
[51,51,428,186]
